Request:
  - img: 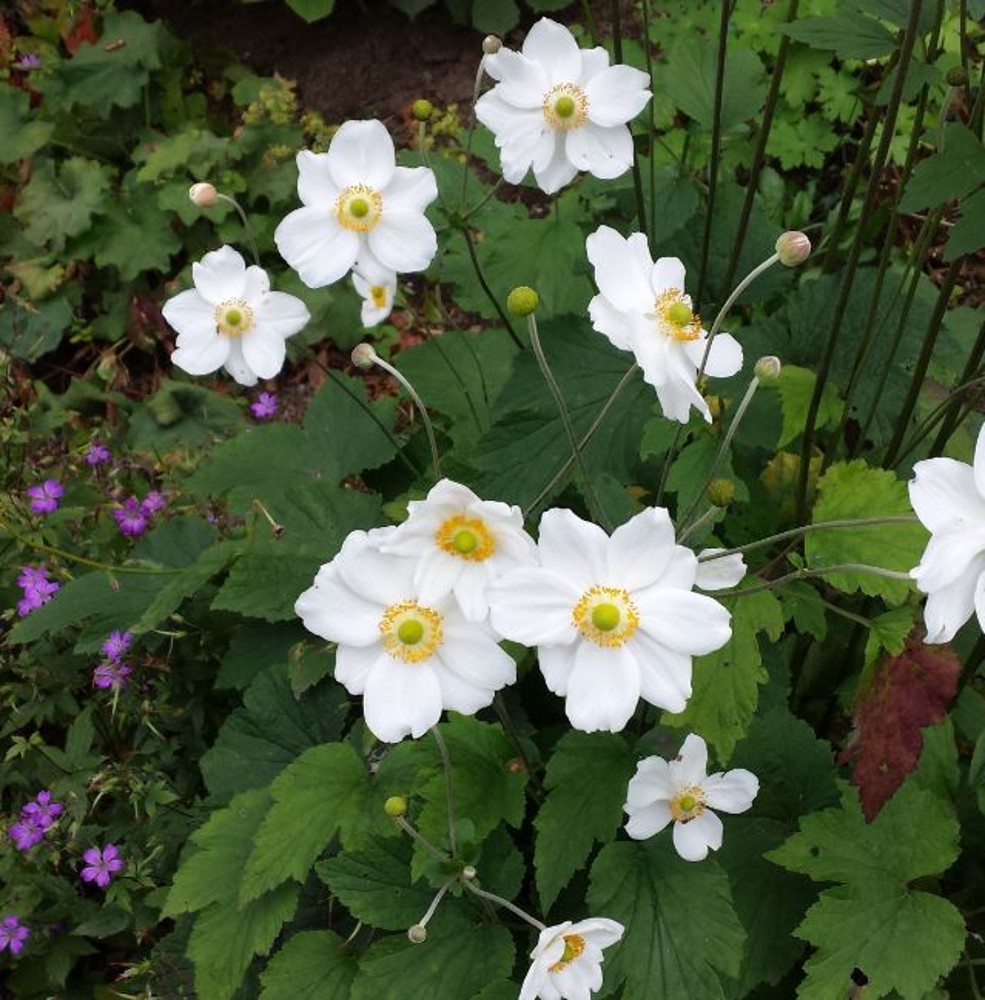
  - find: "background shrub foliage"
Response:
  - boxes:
[1,0,984,997]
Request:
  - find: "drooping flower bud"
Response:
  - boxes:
[754,355,783,381]
[384,795,408,818]
[706,478,736,508]
[461,865,477,881]
[412,99,434,123]
[482,35,502,55]
[407,924,428,944]
[507,286,539,317]
[188,182,217,208]
[775,231,811,267]
[351,343,378,370]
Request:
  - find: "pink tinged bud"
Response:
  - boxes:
[775,231,811,267]
[754,355,783,381]
[188,182,218,207]
[351,343,378,370]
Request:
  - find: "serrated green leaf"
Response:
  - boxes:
[125,380,246,450]
[945,186,985,260]
[259,931,357,1000]
[783,12,898,59]
[0,293,73,361]
[0,85,53,162]
[805,460,926,604]
[863,606,917,667]
[534,731,637,911]
[588,840,745,998]
[771,364,844,448]
[241,742,380,902]
[14,158,112,252]
[899,124,985,212]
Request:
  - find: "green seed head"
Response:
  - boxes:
[349,197,370,219]
[412,99,434,122]
[453,530,477,554]
[945,65,968,87]
[554,95,576,118]
[591,603,621,632]
[666,301,693,327]
[507,286,539,317]
[678,793,697,812]
[384,795,408,818]
[397,619,425,645]
[706,478,736,507]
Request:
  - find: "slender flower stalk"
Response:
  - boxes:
[394,816,449,862]
[408,876,456,942]
[461,879,546,930]
[215,193,260,266]
[432,726,458,857]
[714,563,913,599]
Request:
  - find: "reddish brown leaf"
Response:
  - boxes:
[841,639,960,820]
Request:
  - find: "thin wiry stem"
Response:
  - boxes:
[216,194,260,265]
[432,726,457,858]
[462,880,546,931]
[715,563,913,599]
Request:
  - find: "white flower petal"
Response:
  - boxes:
[368,209,437,273]
[975,424,985,500]
[635,588,731,655]
[566,122,633,179]
[296,149,339,207]
[671,733,709,786]
[192,245,248,305]
[522,17,583,83]
[254,290,311,339]
[625,800,673,840]
[625,756,675,807]
[537,642,577,695]
[695,551,747,591]
[922,557,984,644]
[488,568,579,646]
[439,624,516,692]
[584,64,651,126]
[913,524,985,592]
[607,507,677,591]
[275,206,360,287]
[223,339,258,386]
[483,49,550,108]
[579,46,611,82]
[162,289,216,340]
[336,537,413,606]
[243,265,271,300]
[326,119,396,190]
[564,641,640,732]
[909,456,984,532]
[651,257,686,296]
[171,334,230,377]
[294,565,381,646]
[683,332,743,379]
[628,631,692,713]
[703,769,758,813]
[533,139,579,194]
[334,642,385,695]
[586,226,655,314]
[672,809,723,861]
[588,294,635,351]
[363,659,442,742]
[385,166,438,214]
[241,331,287,381]
[537,507,610,587]
[575,917,624,948]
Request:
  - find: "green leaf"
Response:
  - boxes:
[534,731,637,911]
[771,364,844,448]
[126,380,246,450]
[241,742,380,902]
[468,0,520,34]
[14,158,112,252]
[0,85,53,162]
[805,460,927,604]
[664,588,784,762]
[259,931,357,1000]
[285,0,336,22]
[899,124,985,212]
[783,11,898,59]
[945,186,985,260]
[588,839,745,998]
[0,293,73,361]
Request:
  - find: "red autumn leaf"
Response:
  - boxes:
[63,4,99,55]
[841,639,960,821]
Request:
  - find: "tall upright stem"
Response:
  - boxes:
[431,726,457,858]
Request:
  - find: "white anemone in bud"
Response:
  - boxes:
[275,119,438,288]
[476,18,651,195]
[624,733,758,861]
[585,226,743,423]
[520,917,624,1000]
[161,246,310,387]
[352,257,397,328]
[488,507,732,733]
[295,527,516,743]
[379,479,538,622]
[909,423,985,643]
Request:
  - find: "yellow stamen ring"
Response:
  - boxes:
[336,184,383,232]
[379,600,443,663]
[656,289,703,343]
[549,934,586,973]
[214,298,255,337]
[670,786,706,823]
[435,514,495,562]
[572,586,639,647]
[543,82,589,131]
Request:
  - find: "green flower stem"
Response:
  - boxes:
[527,313,609,529]
[640,0,656,241]
[579,0,599,44]
[715,562,913,599]
[459,177,505,222]
[458,226,522,348]
[610,0,648,240]
[932,323,985,453]
[418,122,454,218]
[369,352,443,481]
[415,878,455,931]
[493,693,541,795]
[431,726,457,858]
[697,515,920,562]
[524,363,639,518]
[462,880,546,931]
[395,815,449,862]
[215,194,260,266]
[677,504,721,545]
[896,371,985,465]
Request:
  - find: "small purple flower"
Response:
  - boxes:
[15,565,59,616]
[93,661,132,691]
[16,54,42,71]
[112,497,148,537]
[17,565,49,589]
[22,791,62,830]
[101,630,133,662]
[250,392,278,420]
[27,479,64,515]
[85,442,111,466]
[140,490,167,516]
[9,817,44,851]
[80,844,124,888]
[0,915,30,956]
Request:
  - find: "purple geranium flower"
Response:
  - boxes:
[101,630,133,662]
[85,442,111,466]
[93,661,132,690]
[22,791,63,830]
[27,479,64,515]
[15,565,59,616]
[80,844,124,888]
[17,54,42,71]
[9,817,44,851]
[112,497,148,537]
[0,915,30,955]
[140,490,166,516]
[250,392,278,420]
[17,566,49,589]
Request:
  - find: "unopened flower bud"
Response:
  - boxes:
[945,65,968,87]
[706,478,736,508]
[384,795,408,818]
[775,231,811,267]
[407,924,428,944]
[507,286,538,317]
[754,355,782,381]
[188,182,217,208]
[461,865,477,881]
[351,343,378,370]
[412,99,433,123]
[482,35,502,55]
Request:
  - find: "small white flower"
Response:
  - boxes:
[295,528,516,742]
[585,226,743,423]
[520,917,624,1000]
[352,257,397,328]
[380,479,538,622]
[475,18,651,195]
[488,507,732,733]
[909,423,985,643]
[275,119,438,288]
[624,733,758,862]
[695,549,747,591]
[161,245,310,387]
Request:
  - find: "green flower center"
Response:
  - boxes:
[436,515,495,562]
[670,785,706,823]
[591,602,621,631]
[573,586,639,648]
[542,82,588,131]
[336,184,383,232]
[379,600,443,662]
[667,302,693,327]
[214,298,255,337]
[453,529,478,554]
[548,933,586,973]
[397,619,424,645]
[349,197,370,218]
[554,95,576,118]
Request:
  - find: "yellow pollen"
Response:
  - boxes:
[543,83,589,131]
[549,934,586,973]
[435,514,495,562]
[379,600,443,663]
[573,586,639,647]
[370,284,388,309]
[670,786,706,823]
[656,289,703,343]
[336,184,383,232]
[214,298,255,337]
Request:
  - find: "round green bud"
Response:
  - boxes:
[412,99,434,122]
[384,795,408,818]
[754,355,782,381]
[775,231,812,267]
[945,65,968,87]
[706,478,736,508]
[482,35,502,55]
[351,343,378,370]
[407,924,428,944]
[506,286,539,317]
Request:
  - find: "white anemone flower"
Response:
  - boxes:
[488,507,732,733]
[275,119,438,288]
[909,423,985,643]
[624,733,758,862]
[295,528,516,743]
[585,226,743,423]
[475,18,651,195]
[352,257,397,327]
[161,245,310,387]
[379,479,538,622]
[520,917,624,1000]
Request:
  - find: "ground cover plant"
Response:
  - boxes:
[2,0,985,997]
